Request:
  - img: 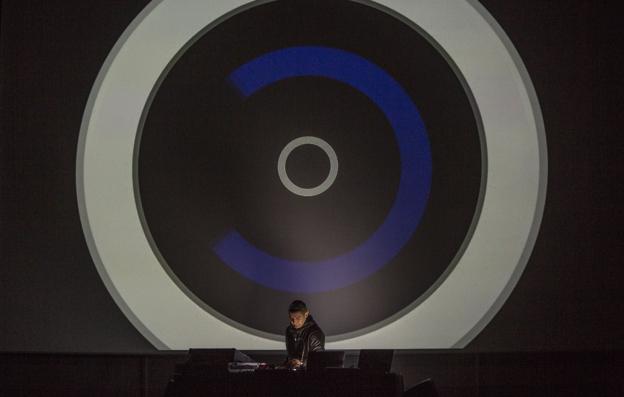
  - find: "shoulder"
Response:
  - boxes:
[309,323,325,338]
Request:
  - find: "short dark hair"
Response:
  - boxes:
[288,300,308,313]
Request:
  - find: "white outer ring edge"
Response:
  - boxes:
[76,0,547,350]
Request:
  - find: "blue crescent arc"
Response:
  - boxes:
[213,46,432,293]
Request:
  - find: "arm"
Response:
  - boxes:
[308,330,325,352]
[284,328,293,366]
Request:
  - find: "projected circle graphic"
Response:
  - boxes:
[277,136,339,197]
[213,46,432,293]
[137,2,464,336]
[77,0,547,350]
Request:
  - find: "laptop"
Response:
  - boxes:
[306,350,345,371]
[188,348,254,367]
[357,349,394,372]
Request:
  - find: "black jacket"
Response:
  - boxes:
[285,315,325,365]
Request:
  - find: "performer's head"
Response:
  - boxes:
[288,300,309,329]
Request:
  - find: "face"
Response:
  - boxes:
[289,311,309,329]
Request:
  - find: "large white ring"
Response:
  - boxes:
[277,136,339,197]
[77,0,547,349]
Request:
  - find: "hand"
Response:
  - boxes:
[288,359,303,368]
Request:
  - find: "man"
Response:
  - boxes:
[285,300,325,368]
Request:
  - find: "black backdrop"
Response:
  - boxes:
[1,0,622,352]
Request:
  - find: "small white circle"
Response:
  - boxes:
[277,136,339,197]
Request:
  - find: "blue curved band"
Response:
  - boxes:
[213,46,432,293]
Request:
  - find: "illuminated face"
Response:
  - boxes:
[289,311,309,329]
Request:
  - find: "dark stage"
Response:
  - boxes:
[1,350,622,396]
